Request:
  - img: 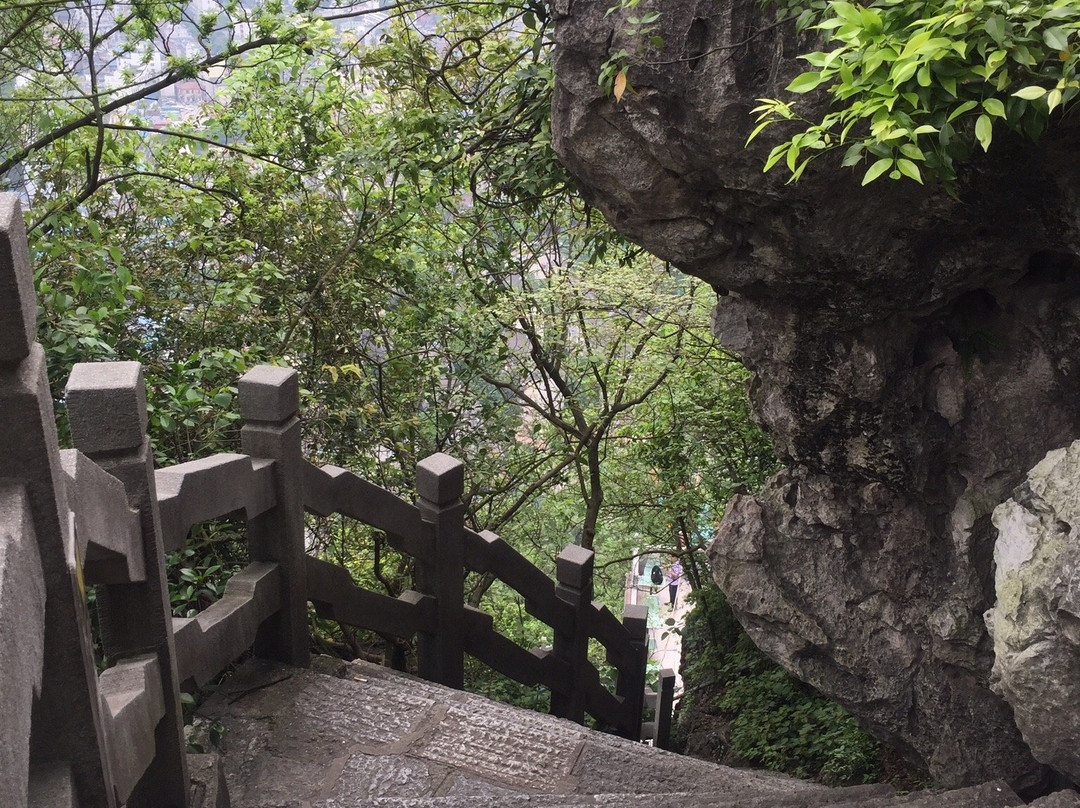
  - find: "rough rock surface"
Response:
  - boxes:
[989,444,1080,782]
[551,0,1080,792]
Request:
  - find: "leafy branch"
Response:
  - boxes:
[749,0,1080,186]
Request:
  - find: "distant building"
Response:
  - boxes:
[175,81,202,106]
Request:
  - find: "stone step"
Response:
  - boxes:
[319,780,1019,808]
[354,782,894,808]
[814,780,1020,808]
[308,780,1021,808]
[202,658,823,807]
[200,658,1021,808]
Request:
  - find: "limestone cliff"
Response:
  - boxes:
[551,0,1080,791]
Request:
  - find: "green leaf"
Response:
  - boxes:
[984,15,1006,45]
[947,100,978,122]
[786,72,826,93]
[841,143,864,167]
[1048,88,1063,113]
[862,158,893,185]
[1044,27,1070,52]
[1013,85,1048,100]
[898,143,925,160]
[891,61,918,84]
[982,98,1006,119]
[763,144,789,172]
[975,114,993,151]
[896,158,923,183]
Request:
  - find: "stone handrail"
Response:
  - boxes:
[301,463,655,741]
[0,193,672,808]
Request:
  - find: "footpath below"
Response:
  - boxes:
[190,656,1071,808]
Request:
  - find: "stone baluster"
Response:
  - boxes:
[239,366,309,668]
[654,667,676,750]
[67,361,189,807]
[0,195,117,807]
[550,543,594,723]
[414,453,465,689]
[616,602,648,739]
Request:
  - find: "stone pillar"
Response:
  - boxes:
[0,194,116,807]
[550,543,594,724]
[616,602,648,740]
[655,668,676,750]
[67,361,189,808]
[414,453,465,689]
[239,366,309,668]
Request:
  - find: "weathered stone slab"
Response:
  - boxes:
[0,483,45,808]
[411,700,585,790]
[571,733,808,797]
[207,658,1028,808]
[319,753,449,804]
[202,661,441,765]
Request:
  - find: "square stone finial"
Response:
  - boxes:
[239,365,299,423]
[416,453,465,505]
[622,602,648,634]
[65,362,147,454]
[556,543,595,588]
[0,195,37,366]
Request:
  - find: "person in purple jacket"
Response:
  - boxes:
[668,558,682,610]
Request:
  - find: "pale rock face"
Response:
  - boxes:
[989,444,1080,781]
[552,0,1080,791]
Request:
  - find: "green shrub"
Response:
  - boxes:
[678,582,882,785]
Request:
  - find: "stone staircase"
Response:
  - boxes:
[194,657,1044,808]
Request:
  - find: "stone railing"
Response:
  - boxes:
[0,194,675,808]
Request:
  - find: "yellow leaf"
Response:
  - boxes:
[614,70,627,103]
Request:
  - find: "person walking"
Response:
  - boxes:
[668,558,682,610]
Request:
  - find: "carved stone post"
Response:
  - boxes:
[616,602,648,739]
[239,366,309,668]
[66,361,189,808]
[655,668,676,750]
[414,453,465,689]
[0,195,116,807]
[550,543,594,724]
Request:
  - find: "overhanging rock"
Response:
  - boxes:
[552,0,1080,791]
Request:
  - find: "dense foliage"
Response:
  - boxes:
[753,0,1080,185]
[2,0,772,667]
[674,583,884,786]
[606,0,1080,185]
